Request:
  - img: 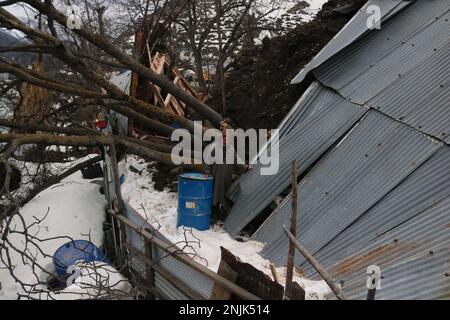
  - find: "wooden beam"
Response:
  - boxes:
[210,257,239,300]
[270,264,279,284]
[285,160,298,299]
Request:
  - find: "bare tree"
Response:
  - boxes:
[0,0,219,299]
[173,0,285,93]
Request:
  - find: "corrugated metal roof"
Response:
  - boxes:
[368,45,450,143]
[291,0,412,84]
[224,84,367,236]
[333,10,449,104]
[154,273,189,300]
[225,0,450,300]
[311,0,450,143]
[252,110,442,266]
[306,146,450,273]
[308,194,450,300]
[314,0,449,90]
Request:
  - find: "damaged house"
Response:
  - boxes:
[224,0,450,299]
[1,0,448,302]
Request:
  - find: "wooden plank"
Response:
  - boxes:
[155,54,165,74]
[270,264,279,284]
[170,98,185,117]
[285,281,305,300]
[218,247,284,300]
[210,257,238,300]
[164,93,173,108]
[367,288,377,300]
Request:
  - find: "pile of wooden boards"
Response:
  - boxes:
[149,51,205,117]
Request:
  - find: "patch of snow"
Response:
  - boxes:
[121,155,331,300]
[0,156,107,300]
[53,261,132,300]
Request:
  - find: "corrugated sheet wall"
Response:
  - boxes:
[124,206,214,299]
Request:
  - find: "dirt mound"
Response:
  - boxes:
[211,0,366,130]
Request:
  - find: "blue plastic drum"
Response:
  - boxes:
[53,240,108,277]
[177,173,213,231]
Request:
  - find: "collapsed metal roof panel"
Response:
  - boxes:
[252,110,442,266]
[306,146,450,273]
[314,0,449,92]
[368,44,450,143]
[327,8,450,105]
[225,0,450,300]
[277,81,325,138]
[223,84,367,236]
[311,0,450,143]
[291,0,412,84]
[308,194,450,300]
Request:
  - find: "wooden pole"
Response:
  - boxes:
[144,233,155,300]
[270,264,279,284]
[284,160,297,299]
[282,226,347,300]
[109,143,127,268]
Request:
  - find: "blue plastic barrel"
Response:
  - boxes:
[177,173,213,231]
[53,240,108,277]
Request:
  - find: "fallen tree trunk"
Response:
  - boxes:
[0,133,207,172]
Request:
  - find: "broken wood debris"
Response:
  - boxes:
[212,247,305,300]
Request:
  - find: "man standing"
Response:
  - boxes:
[212,119,234,221]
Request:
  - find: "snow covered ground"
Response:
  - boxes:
[53,261,132,300]
[121,155,331,300]
[0,153,331,300]
[0,156,107,300]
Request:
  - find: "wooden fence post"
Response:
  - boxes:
[144,228,155,300]
[284,160,298,299]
